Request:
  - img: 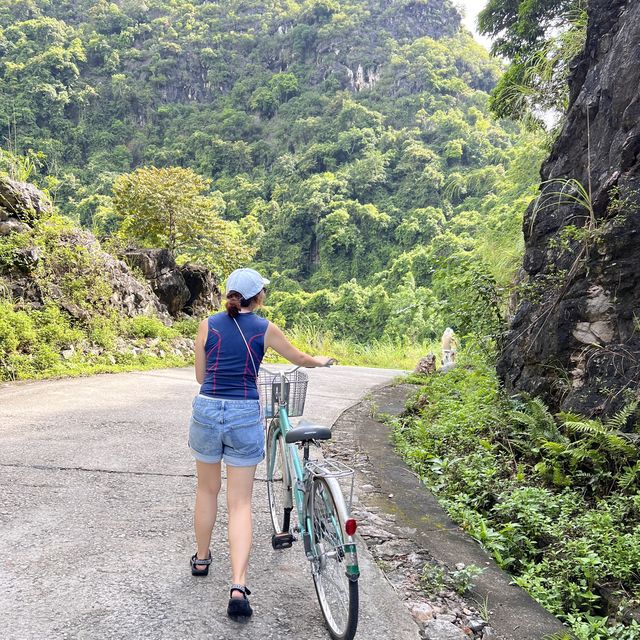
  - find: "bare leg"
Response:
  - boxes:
[226,464,257,597]
[194,460,222,567]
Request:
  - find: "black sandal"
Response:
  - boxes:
[190,550,211,576]
[227,584,253,621]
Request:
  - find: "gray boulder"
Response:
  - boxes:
[422,619,467,640]
[124,249,190,317]
[0,176,51,224]
[0,218,29,236]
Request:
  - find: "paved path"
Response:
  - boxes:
[0,366,420,640]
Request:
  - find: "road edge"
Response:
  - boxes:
[331,382,570,640]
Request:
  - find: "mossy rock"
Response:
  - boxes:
[0,176,51,225]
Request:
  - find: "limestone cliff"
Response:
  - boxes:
[498,0,640,416]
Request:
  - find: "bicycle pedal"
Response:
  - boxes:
[271,532,295,550]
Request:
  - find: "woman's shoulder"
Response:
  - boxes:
[207,311,229,326]
[238,312,269,331]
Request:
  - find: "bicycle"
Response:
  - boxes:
[259,364,360,640]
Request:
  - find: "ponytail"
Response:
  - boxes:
[225,293,242,318]
[226,290,261,317]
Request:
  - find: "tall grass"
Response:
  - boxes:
[264,323,437,371]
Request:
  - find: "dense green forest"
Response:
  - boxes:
[6,2,638,638]
[0,0,546,345]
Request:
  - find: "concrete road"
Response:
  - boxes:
[0,366,419,640]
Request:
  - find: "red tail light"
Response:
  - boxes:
[345,519,357,536]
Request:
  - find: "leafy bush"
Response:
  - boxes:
[394,350,640,635]
[124,316,176,340]
[87,315,119,349]
[33,304,84,349]
[450,564,485,595]
[172,317,199,338]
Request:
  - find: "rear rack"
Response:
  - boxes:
[306,458,355,512]
[306,458,354,479]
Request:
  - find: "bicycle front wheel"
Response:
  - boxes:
[266,422,293,534]
[311,477,359,640]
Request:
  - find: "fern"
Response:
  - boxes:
[510,397,563,444]
[619,462,640,491]
[604,402,638,432]
[552,409,639,488]
[542,441,569,456]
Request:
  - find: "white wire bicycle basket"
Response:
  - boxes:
[258,368,309,418]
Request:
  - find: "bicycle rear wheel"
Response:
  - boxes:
[266,422,293,534]
[311,477,358,640]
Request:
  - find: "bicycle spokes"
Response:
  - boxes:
[311,478,358,639]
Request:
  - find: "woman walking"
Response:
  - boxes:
[188,267,333,621]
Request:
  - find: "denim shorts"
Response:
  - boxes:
[188,395,265,467]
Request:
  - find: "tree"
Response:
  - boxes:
[478,0,587,122]
[112,166,253,276]
[269,72,299,103]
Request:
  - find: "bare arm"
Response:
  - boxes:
[265,322,333,367]
[194,318,209,384]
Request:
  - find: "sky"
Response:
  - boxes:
[454,0,493,50]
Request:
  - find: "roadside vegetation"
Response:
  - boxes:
[389,4,640,637]
[392,346,640,639]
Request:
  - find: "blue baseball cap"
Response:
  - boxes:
[225,268,270,299]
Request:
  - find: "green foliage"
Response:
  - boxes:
[0,293,192,381]
[395,352,640,636]
[420,564,446,595]
[450,564,485,595]
[0,1,546,347]
[565,616,640,640]
[0,149,46,182]
[112,166,253,276]
[418,561,485,597]
[267,320,436,370]
[479,0,587,122]
[172,317,200,338]
[123,315,175,340]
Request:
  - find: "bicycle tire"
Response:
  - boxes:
[266,422,293,534]
[310,476,359,640]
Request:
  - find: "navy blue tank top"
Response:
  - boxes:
[200,311,269,399]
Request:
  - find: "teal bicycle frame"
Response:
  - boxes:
[264,366,360,579]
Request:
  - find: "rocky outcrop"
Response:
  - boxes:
[309,0,461,93]
[375,0,460,42]
[100,0,462,103]
[0,176,51,227]
[498,0,640,416]
[0,179,219,321]
[180,263,221,316]
[123,249,221,317]
[0,175,51,237]
[124,249,190,317]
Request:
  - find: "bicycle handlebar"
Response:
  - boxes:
[260,359,337,376]
[259,364,303,376]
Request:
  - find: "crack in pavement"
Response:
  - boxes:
[0,462,196,478]
[0,462,279,482]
